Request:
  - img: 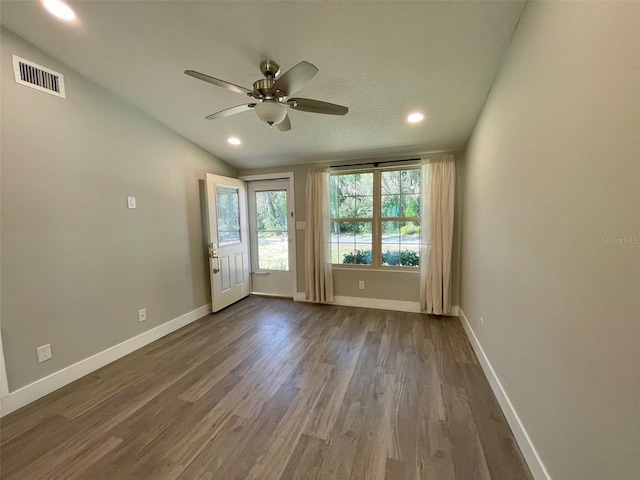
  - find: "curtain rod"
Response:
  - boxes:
[330,157,421,169]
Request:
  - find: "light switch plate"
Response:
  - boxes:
[296,222,306,230]
[127,196,136,209]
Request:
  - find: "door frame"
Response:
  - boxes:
[0,328,9,412]
[239,172,297,298]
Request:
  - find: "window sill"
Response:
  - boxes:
[331,265,420,273]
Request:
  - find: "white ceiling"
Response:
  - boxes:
[1,1,525,169]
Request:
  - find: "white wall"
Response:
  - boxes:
[1,28,236,393]
[460,2,640,480]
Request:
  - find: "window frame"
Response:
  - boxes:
[330,165,421,271]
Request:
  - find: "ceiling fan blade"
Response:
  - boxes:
[185,70,253,96]
[205,103,256,120]
[273,61,318,96]
[289,98,348,115]
[277,114,291,131]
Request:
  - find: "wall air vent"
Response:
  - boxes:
[12,55,66,98]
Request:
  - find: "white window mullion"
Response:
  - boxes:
[373,170,382,268]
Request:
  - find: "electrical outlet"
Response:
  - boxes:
[37,344,52,363]
[480,317,485,333]
[138,308,147,322]
[358,280,365,290]
[127,196,136,209]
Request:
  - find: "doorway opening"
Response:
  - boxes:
[245,175,296,298]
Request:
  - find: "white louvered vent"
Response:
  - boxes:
[12,55,66,98]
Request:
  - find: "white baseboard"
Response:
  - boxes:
[459,309,551,480]
[294,292,458,316]
[0,304,211,416]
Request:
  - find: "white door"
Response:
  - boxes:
[247,180,295,297]
[205,173,250,312]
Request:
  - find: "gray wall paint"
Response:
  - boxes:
[239,151,464,306]
[1,28,236,391]
[460,3,640,480]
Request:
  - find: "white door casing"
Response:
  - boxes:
[0,328,8,412]
[205,174,250,312]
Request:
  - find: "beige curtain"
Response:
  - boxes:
[305,166,334,303]
[420,155,456,314]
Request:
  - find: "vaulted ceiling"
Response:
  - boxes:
[1,1,525,169]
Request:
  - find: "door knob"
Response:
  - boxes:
[209,243,220,273]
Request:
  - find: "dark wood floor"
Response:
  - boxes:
[0,297,532,480]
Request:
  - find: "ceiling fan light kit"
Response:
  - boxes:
[254,100,287,126]
[185,59,348,132]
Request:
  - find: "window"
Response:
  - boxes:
[216,186,241,244]
[254,189,289,270]
[330,172,373,265]
[330,167,421,268]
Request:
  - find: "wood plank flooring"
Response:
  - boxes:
[0,297,533,480]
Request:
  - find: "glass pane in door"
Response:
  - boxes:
[216,186,241,244]
[255,190,288,270]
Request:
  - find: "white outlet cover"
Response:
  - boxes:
[296,222,306,230]
[127,196,136,209]
[138,308,147,322]
[37,344,52,363]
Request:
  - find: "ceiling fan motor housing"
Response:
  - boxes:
[252,78,285,100]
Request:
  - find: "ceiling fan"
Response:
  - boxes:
[185,59,348,131]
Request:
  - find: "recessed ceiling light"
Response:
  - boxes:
[42,0,76,21]
[227,137,241,146]
[407,112,425,123]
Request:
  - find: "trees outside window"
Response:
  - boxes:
[254,190,289,270]
[330,168,420,268]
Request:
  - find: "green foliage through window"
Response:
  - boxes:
[400,223,420,235]
[330,173,373,222]
[255,189,289,271]
[341,249,420,267]
[256,190,287,231]
[341,249,372,265]
[382,249,419,266]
